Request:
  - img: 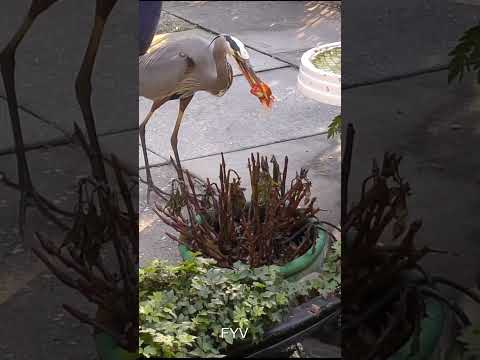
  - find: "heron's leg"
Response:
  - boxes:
[0,1,71,237]
[74,0,118,184]
[171,95,194,182]
[139,98,170,203]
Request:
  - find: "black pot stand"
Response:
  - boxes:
[226,296,341,358]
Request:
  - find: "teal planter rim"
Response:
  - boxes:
[178,223,327,279]
[389,298,446,360]
[94,332,138,360]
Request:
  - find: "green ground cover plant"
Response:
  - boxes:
[139,236,340,358]
[449,23,480,358]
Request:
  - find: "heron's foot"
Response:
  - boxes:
[1,173,72,239]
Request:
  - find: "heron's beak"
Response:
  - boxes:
[236,58,275,109]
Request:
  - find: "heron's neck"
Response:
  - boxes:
[212,37,231,88]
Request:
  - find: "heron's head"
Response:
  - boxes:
[222,34,275,109]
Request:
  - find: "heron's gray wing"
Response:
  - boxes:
[139,43,193,100]
[139,35,216,100]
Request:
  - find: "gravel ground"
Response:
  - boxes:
[156,12,196,34]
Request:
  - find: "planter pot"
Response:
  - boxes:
[178,223,328,282]
[227,296,341,358]
[389,298,446,360]
[297,42,341,106]
[95,332,138,360]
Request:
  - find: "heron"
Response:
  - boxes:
[139,33,275,201]
[0,0,117,235]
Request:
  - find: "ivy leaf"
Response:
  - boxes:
[222,330,234,345]
[253,281,266,288]
[178,333,197,345]
[162,307,177,319]
[141,345,158,357]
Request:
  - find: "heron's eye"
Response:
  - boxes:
[226,35,249,60]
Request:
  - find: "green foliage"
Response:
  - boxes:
[448,24,480,83]
[450,24,480,359]
[301,231,341,297]
[139,240,341,358]
[458,323,480,358]
[312,46,341,74]
[139,257,291,358]
[327,115,342,139]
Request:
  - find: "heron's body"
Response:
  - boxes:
[139,34,233,101]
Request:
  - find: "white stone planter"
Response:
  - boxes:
[297,42,341,106]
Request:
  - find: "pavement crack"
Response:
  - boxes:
[181,131,330,164]
[232,64,292,78]
[163,10,296,68]
[97,127,139,138]
[343,65,449,90]
[144,132,331,170]
[0,137,74,156]
[0,127,139,157]
[0,95,71,138]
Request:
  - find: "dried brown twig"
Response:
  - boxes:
[342,124,480,359]
[156,153,321,267]
[32,156,138,352]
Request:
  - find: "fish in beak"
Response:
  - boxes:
[236,58,275,109]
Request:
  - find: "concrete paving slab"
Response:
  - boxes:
[0,0,138,141]
[0,260,97,360]
[230,51,289,77]
[343,1,479,85]
[0,97,66,153]
[156,11,197,34]
[344,70,480,287]
[451,0,480,7]
[231,26,339,56]
[139,145,168,169]
[167,1,340,55]
[140,67,339,161]
[167,1,340,35]
[163,1,203,10]
[97,130,139,173]
[274,49,310,68]
[139,133,340,264]
[139,165,182,266]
